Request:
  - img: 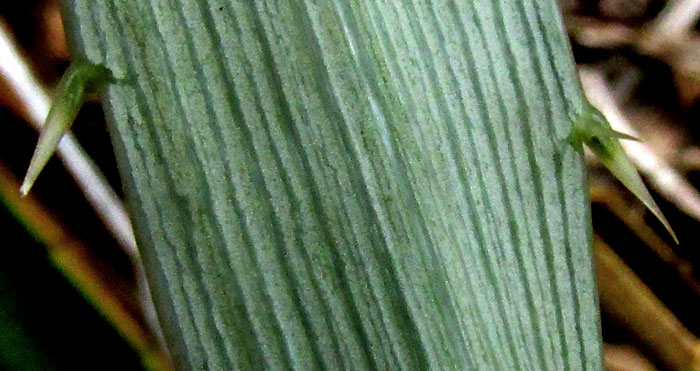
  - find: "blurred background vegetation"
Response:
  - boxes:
[1,0,699,370]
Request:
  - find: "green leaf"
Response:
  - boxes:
[61,0,602,369]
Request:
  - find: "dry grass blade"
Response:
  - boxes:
[603,343,657,371]
[0,161,171,371]
[595,235,700,370]
[0,18,167,363]
[0,20,137,255]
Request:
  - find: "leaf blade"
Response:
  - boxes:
[62,0,602,369]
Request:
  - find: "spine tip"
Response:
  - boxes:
[19,182,31,197]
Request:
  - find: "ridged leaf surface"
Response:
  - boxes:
[61,0,601,369]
